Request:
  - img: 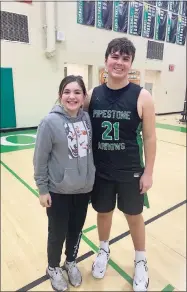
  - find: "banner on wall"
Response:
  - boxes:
[129,1,143,36]
[99,68,108,84]
[157,1,168,10]
[97,1,113,30]
[142,3,156,39]
[166,12,178,43]
[113,1,129,33]
[155,8,167,41]
[17,0,32,3]
[179,1,187,17]
[128,70,140,85]
[176,16,187,45]
[99,68,140,85]
[144,1,156,7]
[77,1,95,26]
[168,1,179,14]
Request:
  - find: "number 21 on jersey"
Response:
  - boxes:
[102,121,119,141]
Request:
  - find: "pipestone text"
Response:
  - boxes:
[93,109,131,120]
[93,109,132,151]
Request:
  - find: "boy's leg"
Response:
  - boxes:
[46,192,71,291]
[117,178,149,292]
[64,193,90,287]
[125,213,145,251]
[91,175,116,279]
[97,211,114,241]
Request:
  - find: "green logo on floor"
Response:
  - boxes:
[0,130,37,153]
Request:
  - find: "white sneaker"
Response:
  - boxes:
[64,261,82,287]
[92,248,110,279]
[46,266,68,291]
[133,259,149,291]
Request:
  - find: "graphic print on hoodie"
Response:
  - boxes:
[64,120,91,159]
[33,105,95,196]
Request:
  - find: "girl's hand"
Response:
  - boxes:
[39,193,52,208]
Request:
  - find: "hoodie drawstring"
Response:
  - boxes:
[71,118,90,177]
[82,119,90,176]
[71,122,80,175]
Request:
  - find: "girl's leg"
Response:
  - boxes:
[46,192,71,291]
[65,193,90,261]
[64,193,90,287]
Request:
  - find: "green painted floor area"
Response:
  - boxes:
[0,121,186,153]
[156,122,186,133]
[0,129,37,153]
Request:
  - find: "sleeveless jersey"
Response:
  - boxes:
[88,82,144,182]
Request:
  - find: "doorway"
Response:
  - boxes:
[145,82,153,95]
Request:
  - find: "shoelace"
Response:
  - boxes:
[95,249,109,269]
[135,259,147,266]
[51,267,63,281]
[67,262,79,276]
[134,260,148,282]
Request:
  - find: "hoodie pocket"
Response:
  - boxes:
[84,164,96,192]
[54,168,86,193]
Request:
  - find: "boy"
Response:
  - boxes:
[84,37,156,291]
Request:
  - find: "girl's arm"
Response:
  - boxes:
[33,120,52,195]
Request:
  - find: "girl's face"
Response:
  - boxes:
[60,81,85,116]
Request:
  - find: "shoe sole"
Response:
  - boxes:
[133,277,149,291]
[46,269,68,291]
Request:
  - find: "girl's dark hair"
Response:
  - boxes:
[105,37,136,62]
[58,75,87,98]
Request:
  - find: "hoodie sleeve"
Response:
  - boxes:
[33,119,53,195]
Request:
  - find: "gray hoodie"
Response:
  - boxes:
[33,105,95,195]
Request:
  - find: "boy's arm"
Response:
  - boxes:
[139,89,156,193]
[142,89,156,176]
[84,88,93,111]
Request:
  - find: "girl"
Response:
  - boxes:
[33,75,95,291]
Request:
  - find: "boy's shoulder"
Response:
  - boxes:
[88,84,104,97]
[84,85,104,111]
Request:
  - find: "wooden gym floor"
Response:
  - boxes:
[1,114,186,291]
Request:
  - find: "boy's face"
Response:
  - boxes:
[105,51,132,80]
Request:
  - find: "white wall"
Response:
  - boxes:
[1,1,186,128]
[66,63,89,90]
[154,42,186,113]
[1,1,65,128]
[145,70,160,102]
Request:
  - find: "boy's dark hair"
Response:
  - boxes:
[58,75,87,99]
[105,37,136,62]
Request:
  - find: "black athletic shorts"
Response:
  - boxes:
[91,174,144,215]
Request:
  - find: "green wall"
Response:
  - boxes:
[0,68,16,129]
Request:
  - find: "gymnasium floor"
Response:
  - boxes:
[1,114,186,291]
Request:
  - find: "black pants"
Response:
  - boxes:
[47,192,90,268]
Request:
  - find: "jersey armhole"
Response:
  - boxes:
[137,87,143,120]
